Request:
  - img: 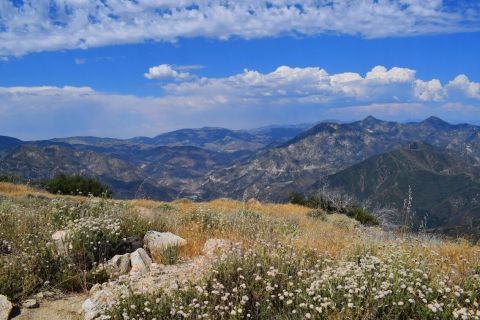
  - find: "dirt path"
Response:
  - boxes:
[12,294,85,320]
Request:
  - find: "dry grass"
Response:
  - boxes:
[0,182,49,197]
[2,189,480,309]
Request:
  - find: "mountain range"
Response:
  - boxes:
[1,116,480,236]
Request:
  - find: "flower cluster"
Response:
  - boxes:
[110,243,480,320]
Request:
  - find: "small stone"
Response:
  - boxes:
[34,292,44,299]
[129,248,152,274]
[0,295,12,320]
[144,231,186,263]
[22,299,39,309]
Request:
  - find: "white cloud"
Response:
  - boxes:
[1,65,479,139]
[414,79,445,101]
[365,66,416,83]
[144,64,193,80]
[0,0,479,56]
[160,65,479,104]
[446,75,480,99]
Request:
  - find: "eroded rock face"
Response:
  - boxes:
[202,239,233,257]
[129,248,152,274]
[143,231,187,263]
[51,230,71,255]
[0,294,12,320]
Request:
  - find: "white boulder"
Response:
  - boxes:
[143,231,186,263]
[0,295,12,320]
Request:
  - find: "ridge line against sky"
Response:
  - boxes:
[0,0,479,139]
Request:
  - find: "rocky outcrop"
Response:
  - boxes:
[143,231,187,263]
[81,237,233,320]
[0,295,12,320]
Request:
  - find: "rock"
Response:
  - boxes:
[82,298,97,320]
[22,298,39,309]
[144,231,186,263]
[0,295,12,320]
[83,283,129,320]
[51,230,71,255]
[202,239,233,257]
[113,236,143,254]
[107,253,131,276]
[129,248,152,274]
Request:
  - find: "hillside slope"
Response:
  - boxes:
[201,116,480,201]
[324,141,480,236]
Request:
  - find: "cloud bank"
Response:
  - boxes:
[1,0,479,56]
[0,65,479,139]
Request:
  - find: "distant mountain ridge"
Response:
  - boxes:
[200,116,480,201]
[0,124,313,199]
[52,124,313,153]
[2,117,480,237]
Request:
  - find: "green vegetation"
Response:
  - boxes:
[0,175,19,183]
[289,192,378,226]
[45,173,112,197]
[2,185,479,319]
[0,196,161,301]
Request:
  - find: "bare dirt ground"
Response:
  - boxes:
[12,294,85,320]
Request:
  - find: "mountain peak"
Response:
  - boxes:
[360,115,384,126]
[421,116,451,128]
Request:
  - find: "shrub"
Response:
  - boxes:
[290,192,378,226]
[160,245,180,265]
[346,205,379,226]
[306,209,327,220]
[0,175,19,183]
[45,173,112,197]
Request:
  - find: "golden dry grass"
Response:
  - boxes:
[0,182,49,197]
[5,189,480,280]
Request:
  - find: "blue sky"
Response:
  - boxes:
[0,0,480,139]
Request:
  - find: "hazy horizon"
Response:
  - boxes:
[1,1,479,139]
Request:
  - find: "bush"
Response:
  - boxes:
[0,175,19,183]
[346,205,379,226]
[306,209,327,220]
[290,192,378,226]
[45,174,112,197]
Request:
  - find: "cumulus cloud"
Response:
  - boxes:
[1,65,480,139]
[160,65,480,105]
[144,64,193,80]
[414,79,445,101]
[0,0,479,56]
[447,75,480,99]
